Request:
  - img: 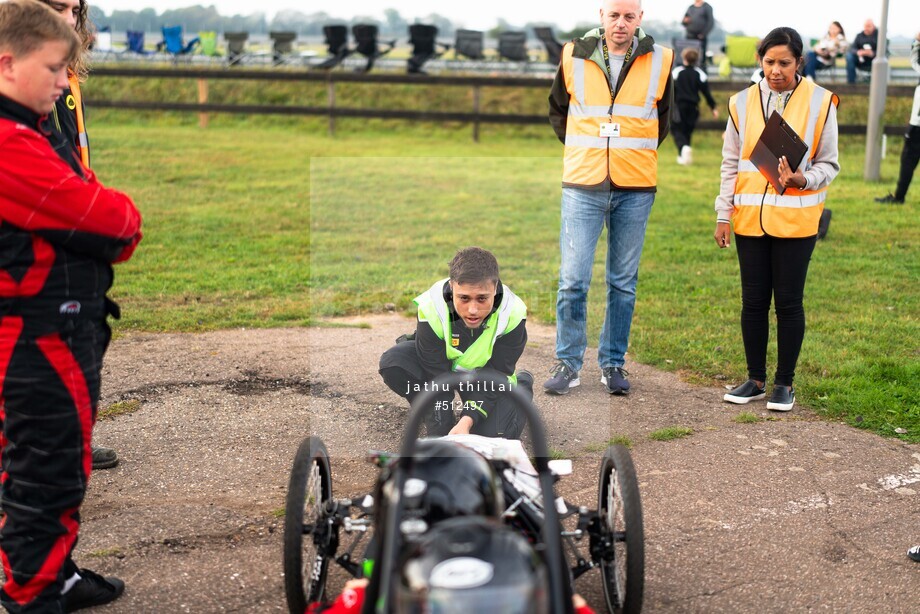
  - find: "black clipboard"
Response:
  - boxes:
[749,111,808,195]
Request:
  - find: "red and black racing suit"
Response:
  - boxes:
[0,93,141,612]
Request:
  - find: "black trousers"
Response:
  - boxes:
[379,341,530,439]
[672,102,700,152]
[895,124,920,201]
[0,317,108,613]
[735,234,817,386]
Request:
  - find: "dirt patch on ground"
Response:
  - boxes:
[69,315,918,612]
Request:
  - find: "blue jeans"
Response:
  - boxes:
[555,187,654,372]
[845,51,870,83]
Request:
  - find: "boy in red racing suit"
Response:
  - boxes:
[0,2,141,611]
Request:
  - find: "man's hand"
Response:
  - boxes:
[714,222,731,248]
[448,416,474,436]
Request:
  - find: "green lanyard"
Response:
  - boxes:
[602,35,633,100]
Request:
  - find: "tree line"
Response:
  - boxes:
[89,4,740,43]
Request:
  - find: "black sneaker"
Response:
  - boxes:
[766,385,795,412]
[543,362,580,395]
[875,193,904,204]
[601,367,630,395]
[63,568,125,612]
[92,445,119,470]
[908,545,920,562]
[723,380,766,404]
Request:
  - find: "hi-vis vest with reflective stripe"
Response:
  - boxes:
[728,79,838,238]
[415,279,526,378]
[68,72,90,169]
[561,41,672,188]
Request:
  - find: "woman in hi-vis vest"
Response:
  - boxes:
[714,27,839,412]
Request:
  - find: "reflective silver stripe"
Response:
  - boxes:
[738,160,759,173]
[573,58,586,105]
[492,285,517,336]
[568,103,612,117]
[733,192,827,207]
[646,46,665,108]
[426,278,451,335]
[608,137,658,150]
[565,135,658,150]
[78,132,88,147]
[800,86,827,171]
[611,103,658,119]
[565,134,609,148]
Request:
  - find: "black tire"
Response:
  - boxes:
[284,436,333,614]
[597,445,644,614]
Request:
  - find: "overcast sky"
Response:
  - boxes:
[87,1,920,39]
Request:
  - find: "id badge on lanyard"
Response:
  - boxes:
[600,122,621,137]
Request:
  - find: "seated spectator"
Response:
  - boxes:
[804,21,848,80]
[846,19,878,83]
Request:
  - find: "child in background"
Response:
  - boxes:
[671,47,718,165]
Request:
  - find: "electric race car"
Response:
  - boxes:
[283,371,645,614]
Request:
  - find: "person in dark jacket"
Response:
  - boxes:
[379,247,531,438]
[875,33,920,205]
[682,0,714,67]
[671,46,718,165]
[846,18,878,83]
[0,2,141,611]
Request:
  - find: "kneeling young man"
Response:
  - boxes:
[379,247,531,438]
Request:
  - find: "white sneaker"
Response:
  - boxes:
[681,145,693,165]
[676,154,687,165]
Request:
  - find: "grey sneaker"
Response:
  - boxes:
[91,446,119,470]
[601,367,630,395]
[543,362,580,395]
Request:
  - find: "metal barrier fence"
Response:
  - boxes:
[89,66,916,141]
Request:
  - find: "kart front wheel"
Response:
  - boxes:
[284,436,333,613]
[597,444,644,614]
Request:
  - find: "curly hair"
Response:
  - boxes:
[37,0,93,81]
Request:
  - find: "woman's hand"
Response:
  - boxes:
[778,156,806,189]
[714,222,731,248]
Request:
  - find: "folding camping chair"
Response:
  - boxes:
[198,31,221,59]
[498,31,528,62]
[407,24,450,74]
[270,31,297,66]
[722,35,759,78]
[352,24,396,73]
[125,30,150,56]
[315,25,352,69]
[158,25,200,60]
[672,38,703,66]
[224,32,249,66]
[92,26,116,61]
[454,29,485,61]
[533,26,564,66]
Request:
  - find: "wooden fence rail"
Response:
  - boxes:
[89,67,915,140]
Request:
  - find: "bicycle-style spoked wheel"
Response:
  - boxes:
[597,445,644,614]
[283,436,333,613]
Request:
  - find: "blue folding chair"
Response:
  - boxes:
[126,30,151,55]
[158,26,200,57]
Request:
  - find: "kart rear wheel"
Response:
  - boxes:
[597,444,644,614]
[284,436,333,613]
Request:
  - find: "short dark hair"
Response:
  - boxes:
[448,247,500,286]
[758,27,804,61]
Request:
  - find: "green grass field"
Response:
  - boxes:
[87,112,917,442]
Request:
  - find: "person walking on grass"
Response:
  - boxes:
[672,46,718,165]
[0,2,142,610]
[546,0,673,396]
[715,27,839,412]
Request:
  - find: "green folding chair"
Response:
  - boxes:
[198,31,221,58]
[724,35,760,77]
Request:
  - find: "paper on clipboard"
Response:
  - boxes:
[749,111,808,195]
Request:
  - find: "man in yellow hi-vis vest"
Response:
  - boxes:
[545,0,673,396]
[379,247,532,438]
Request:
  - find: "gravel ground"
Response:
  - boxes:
[46,315,919,612]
